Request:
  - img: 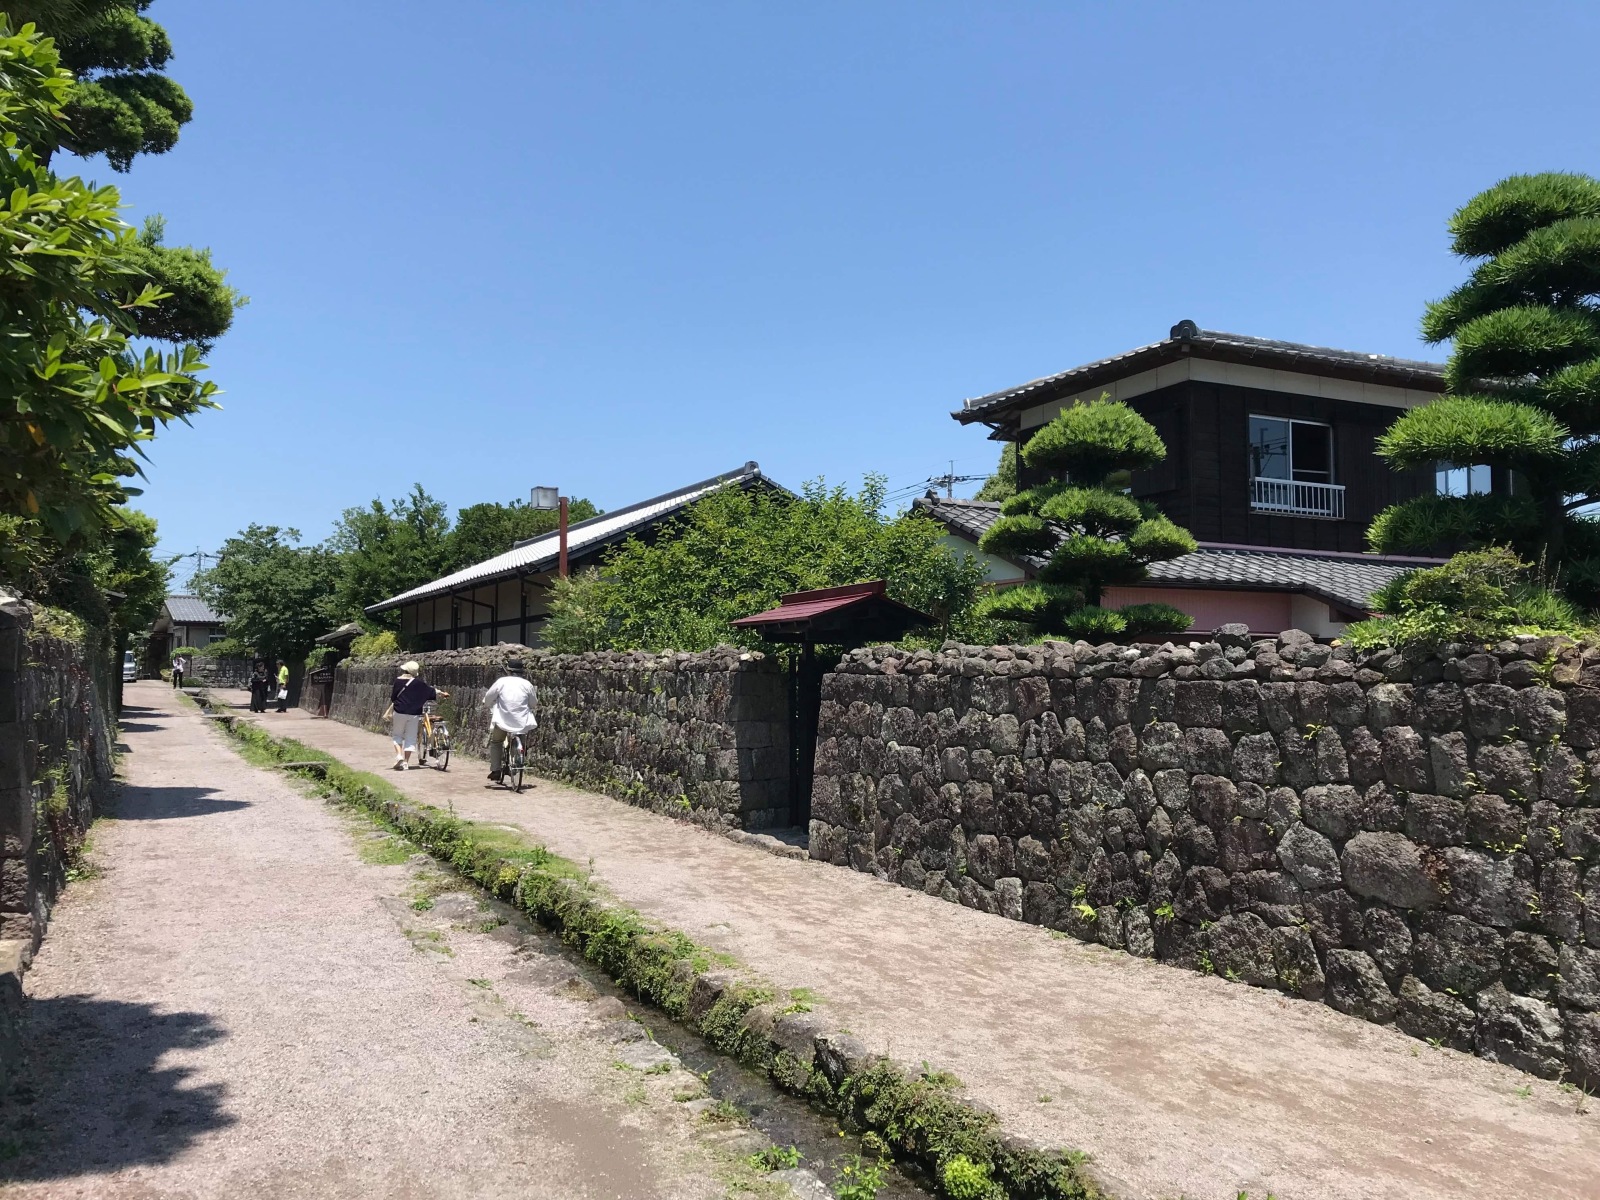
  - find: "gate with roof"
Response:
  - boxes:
[732,581,931,828]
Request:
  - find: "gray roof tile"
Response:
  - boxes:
[954,321,1445,427]
[164,595,225,624]
[914,497,1442,612]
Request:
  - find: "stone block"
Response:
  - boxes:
[1342,832,1443,911]
[1402,793,1465,847]
[1465,684,1519,740]
[1567,1011,1600,1089]
[1325,949,1398,1023]
[1380,726,1432,792]
[1414,912,1503,996]
[1361,905,1414,986]
[1443,847,1538,929]
[1277,822,1340,890]
[1302,784,1364,843]
[1269,925,1325,999]
[1475,984,1566,1079]
[1205,912,1277,986]
[1396,975,1475,1051]
[1558,944,1600,1011]
[1504,931,1560,1001]
[1472,743,1538,802]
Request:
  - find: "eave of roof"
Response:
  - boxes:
[162,594,226,624]
[366,463,777,615]
[914,496,1442,613]
[953,320,1446,429]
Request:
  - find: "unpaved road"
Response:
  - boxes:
[229,690,1600,1200]
[0,683,770,1199]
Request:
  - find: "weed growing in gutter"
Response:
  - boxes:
[195,695,1104,1200]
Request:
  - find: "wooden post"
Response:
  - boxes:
[559,496,569,579]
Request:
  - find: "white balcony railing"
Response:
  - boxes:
[1251,477,1345,519]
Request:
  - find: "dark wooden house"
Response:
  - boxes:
[930,321,1458,635]
[957,319,1450,555]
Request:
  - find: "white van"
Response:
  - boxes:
[122,650,138,682]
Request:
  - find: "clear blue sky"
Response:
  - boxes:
[108,0,1600,582]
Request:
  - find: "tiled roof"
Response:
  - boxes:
[163,595,225,624]
[914,497,1443,613]
[954,320,1445,427]
[367,463,773,614]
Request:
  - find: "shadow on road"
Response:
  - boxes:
[113,786,251,821]
[0,995,233,1180]
[116,721,164,734]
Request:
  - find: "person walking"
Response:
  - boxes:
[171,653,187,690]
[275,661,290,713]
[386,661,446,770]
[249,660,269,712]
[481,657,537,785]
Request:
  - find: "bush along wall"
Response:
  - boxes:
[329,645,792,829]
[196,700,1103,1200]
[809,626,1600,1085]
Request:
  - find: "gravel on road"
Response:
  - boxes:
[222,689,1600,1200]
[0,682,767,1199]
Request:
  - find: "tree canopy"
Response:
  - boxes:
[327,485,453,629]
[446,496,601,573]
[974,398,1195,641]
[10,0,192,169]
[0,20,218,548]
[542,479,989,652]
[195,526,342,664]
[1369,173,1600,603]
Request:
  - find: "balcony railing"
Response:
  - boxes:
[1251,477,1345,519]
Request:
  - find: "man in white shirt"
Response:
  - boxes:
[482,657,537,784]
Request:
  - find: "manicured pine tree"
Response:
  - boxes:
[1369,172,1600,603]
[973,397,1196,640]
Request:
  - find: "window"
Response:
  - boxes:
[1249,416,1333,483]
[1437,464,1491,496]
[1249,415,1344,519]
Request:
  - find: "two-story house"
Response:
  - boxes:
[921,320,1459,636]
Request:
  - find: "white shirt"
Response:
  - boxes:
[482,675,537,734]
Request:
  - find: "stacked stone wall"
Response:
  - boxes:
[809,626,1600,1083]
[329,645,791,829]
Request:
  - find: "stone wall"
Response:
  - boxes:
[188,655,252,690]
[0,592,115,1086]
[329,645,792,829]
[808,627,1600,1084]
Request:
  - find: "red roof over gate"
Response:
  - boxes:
[731,580,931,643]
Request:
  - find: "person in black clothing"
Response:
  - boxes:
[388,660,447,770]
[249,660,269,712]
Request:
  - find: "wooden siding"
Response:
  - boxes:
[1013,380,1432,553]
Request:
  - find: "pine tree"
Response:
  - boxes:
[973,397,1196,640]
[1369,173,1600,602]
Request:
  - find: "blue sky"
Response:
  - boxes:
[103,1,1600,581]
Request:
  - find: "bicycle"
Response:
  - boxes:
[501,730,526,793]
[417,700,451,771]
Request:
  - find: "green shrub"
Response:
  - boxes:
[941,1154,1004,1200]
[1057,605,1127,641]
[1118,602,1193,636]
[348,629,400,660]
[1346,547,1589,649]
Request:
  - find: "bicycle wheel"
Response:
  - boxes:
[437,727,451,771]
[510,741,525,793]
[417,725,430,766]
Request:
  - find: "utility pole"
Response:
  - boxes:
[531,487,569,578]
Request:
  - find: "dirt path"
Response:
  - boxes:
[227,691,1600,1200]
[0,683,764,1199]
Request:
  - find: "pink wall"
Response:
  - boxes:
[1103,586,1293,634]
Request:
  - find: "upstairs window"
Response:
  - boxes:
[1249,416,1333,483]
[1437,464,1491,496]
